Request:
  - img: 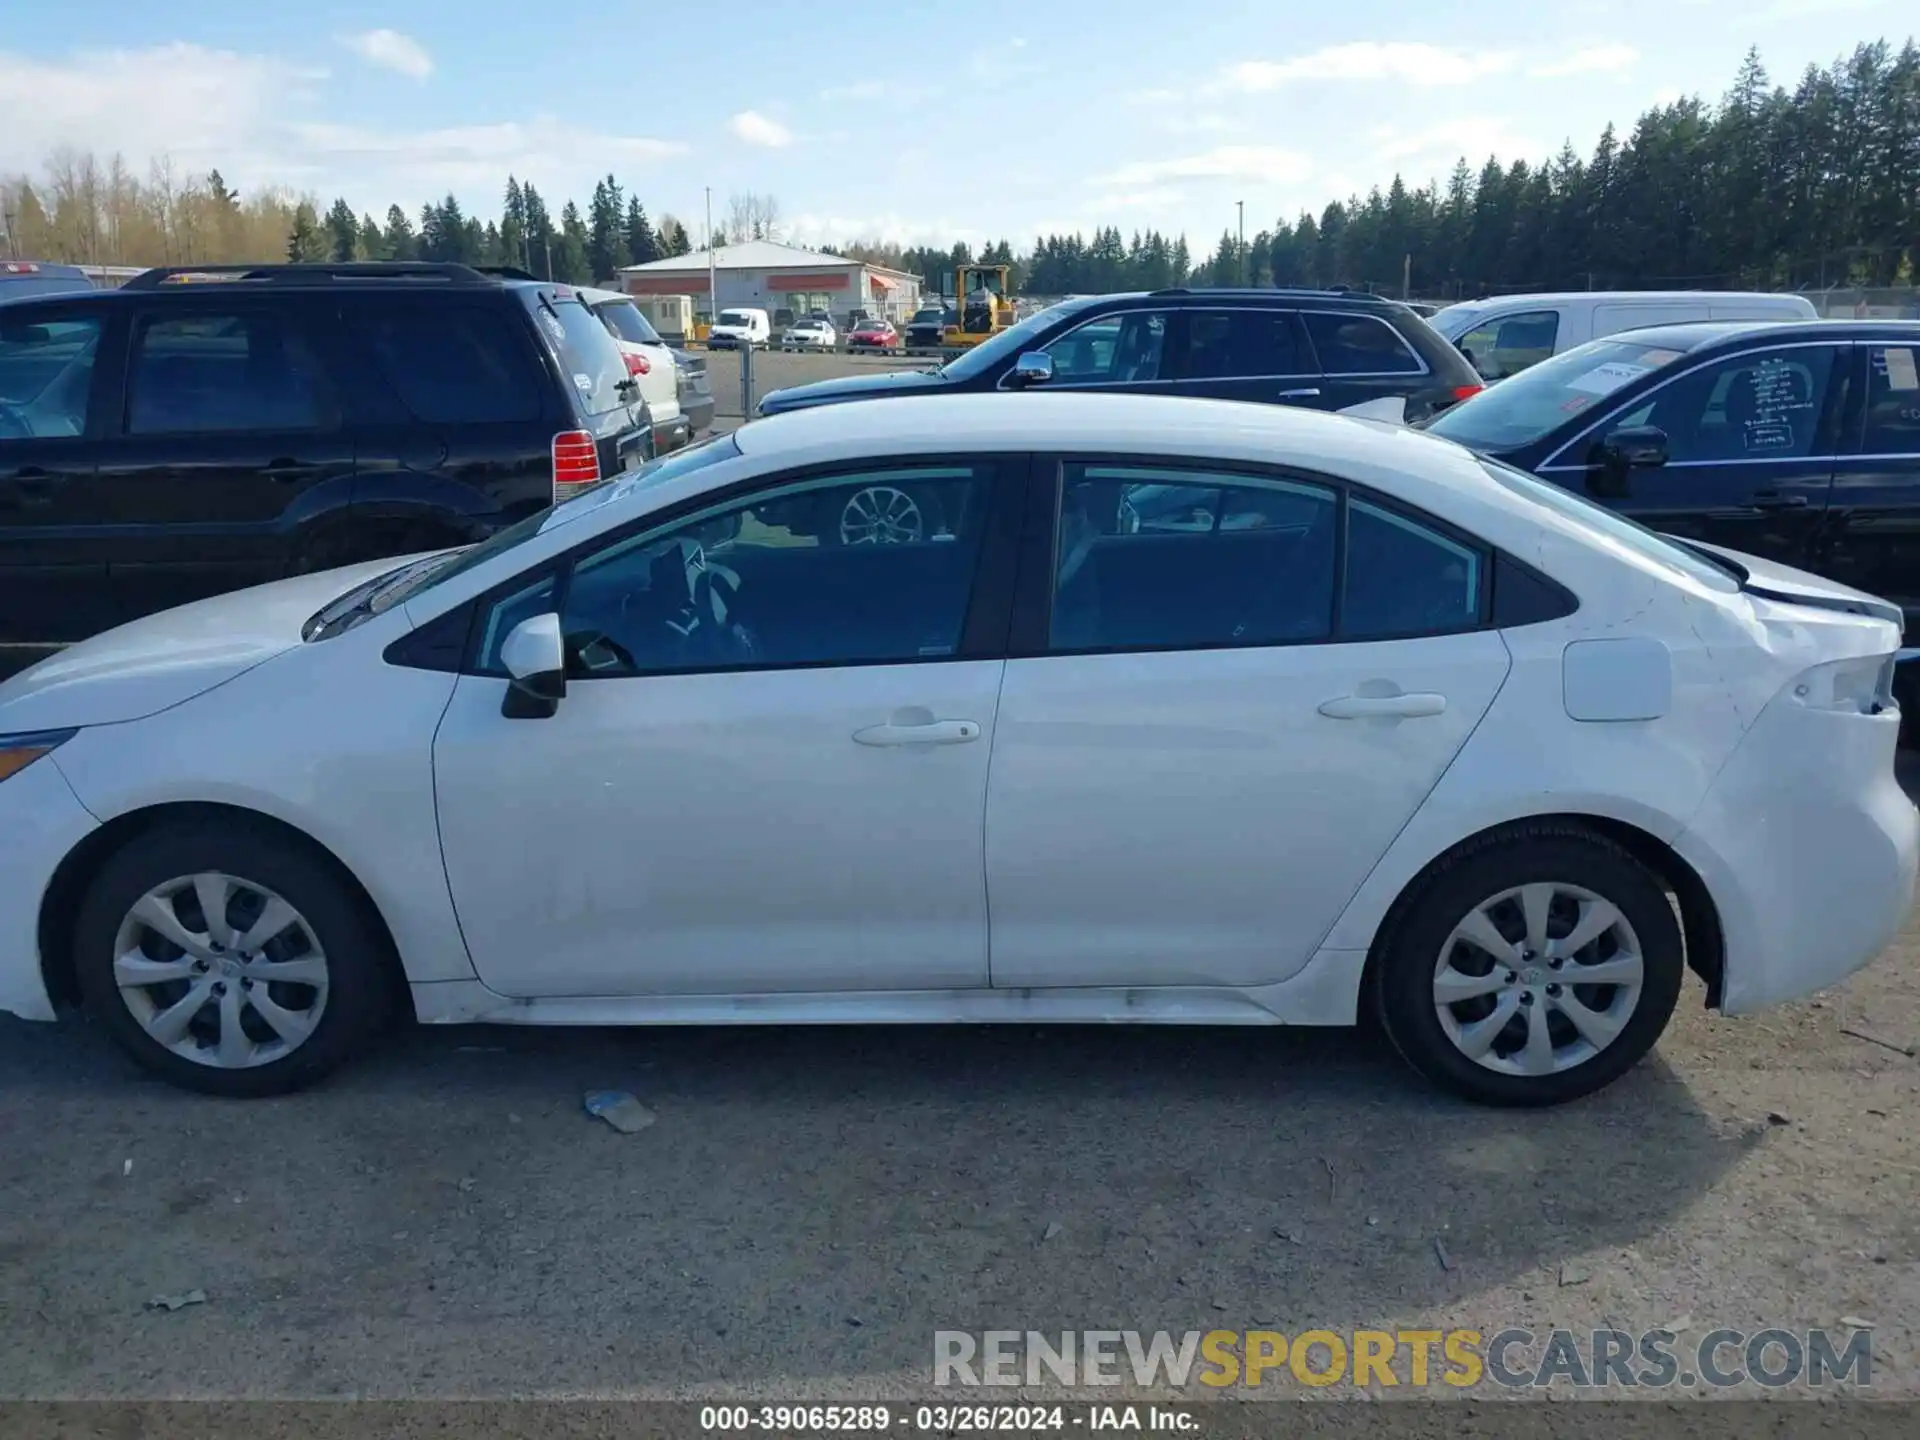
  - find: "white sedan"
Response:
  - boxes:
[781,319,837,351]
[1,394,1912,1104]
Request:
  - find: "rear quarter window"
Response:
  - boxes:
[525,291,629,416]
[349,301,544,425]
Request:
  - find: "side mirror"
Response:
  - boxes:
[499,612,566,719]
[1589,424,1669,499]
[1008,351,1054,388]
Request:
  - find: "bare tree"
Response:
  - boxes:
[724,191,782,243]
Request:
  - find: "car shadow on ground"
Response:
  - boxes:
[0,1001,1761,1395]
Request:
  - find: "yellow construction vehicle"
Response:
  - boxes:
[941,264,1014,348]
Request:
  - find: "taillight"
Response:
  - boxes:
[1451,384,1483,402]
[624,352,651,377]
[551,429,601,503]
[3,262,42,275]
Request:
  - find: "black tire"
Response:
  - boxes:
[74,820,394,1097]
[1372,823,1684,1107]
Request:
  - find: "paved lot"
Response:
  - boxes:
[1,780,1917,1400]
[702,348,928,432]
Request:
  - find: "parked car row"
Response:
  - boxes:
[3,390,1911,1110]
[0,261,685,667]
[3,265,1915,1114]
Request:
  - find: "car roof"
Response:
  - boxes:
[1441,290,1813,308]
[733,391,1491,488]
[1606,318,1920,350]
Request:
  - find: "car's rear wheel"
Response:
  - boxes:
[1373,824,1684,1106]
[75,821,394,1096]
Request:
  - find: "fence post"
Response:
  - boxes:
[740,339,755,419]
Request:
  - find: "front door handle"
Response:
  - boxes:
[853,718,981,747]
[1319,692,1447,720]
[1750,491,1809,511]
[1278,387,1322,400]
[0,469,57,508]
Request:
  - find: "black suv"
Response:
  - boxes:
[758,288,1482,420]
[0,262,650,669]
[1425,319,1920,662]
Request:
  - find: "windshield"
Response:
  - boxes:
[597,300,664,346]
[718,311,755,326]
[1429,303,1484,341]
[1424,337,1698,451]
[938,299,1095,382]
[1476,457,1739,593]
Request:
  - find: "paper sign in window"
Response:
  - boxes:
[1567,361,1653,396]
[1883,348,1919,392]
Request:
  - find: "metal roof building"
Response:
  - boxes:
[617,239,923,324]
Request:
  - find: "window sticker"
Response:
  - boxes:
[1882,348,1919,392]
[1567,360,1654,396]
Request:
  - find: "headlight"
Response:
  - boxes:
[0,729,76,784]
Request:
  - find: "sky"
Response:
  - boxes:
[0,0,1909,251]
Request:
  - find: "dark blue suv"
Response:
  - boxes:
[757,288,1484,423]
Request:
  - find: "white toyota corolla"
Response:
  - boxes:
[1,394,1913,1105]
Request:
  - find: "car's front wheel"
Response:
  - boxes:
[75,819,395,1096]
[1373,824,1684,1106]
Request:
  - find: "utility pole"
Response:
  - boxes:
[1,209,15,259]
[1236,200,1245,285]
[706,187,718,325]
[1403,252,1412,299]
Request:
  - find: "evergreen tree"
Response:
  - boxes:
[500,176,529,272]
[625,196,660,266]
[357,212,385,261]
[660,217,691,256]
[554,201,591,283]
[522,184,554,277]
[324,198,359,262]
[382,204,416,261]
[285,201,326,262]
[587,174,628,281]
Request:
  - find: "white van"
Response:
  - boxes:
[708,307,771,350]
[1431,291,1818,381]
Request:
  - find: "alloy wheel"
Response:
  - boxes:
[839,486,925,544]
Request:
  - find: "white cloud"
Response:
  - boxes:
[339,29,433,81]
[1529,44,1639,78]
[1374,116,1543,167]
[1094,146,1314,188]
[819,79,921,102]
[1221,42,1515,92]
[728,110,793,148]
[0,44,323,177]
[0,44,683,214]
[787,210,993,248]
[1084,188,1183,211]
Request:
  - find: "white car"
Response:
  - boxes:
[579,286,687,451]
[782,318,838,351]
[1,394,1912,1104]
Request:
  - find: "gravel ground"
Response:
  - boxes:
[1,777,1916,1401]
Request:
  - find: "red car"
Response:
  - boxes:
[847,318,900,350]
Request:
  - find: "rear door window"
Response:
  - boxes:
[349,301,544,424]
[525,291,628,416]
[1302,312,1423,375]
[1179,310,1309,379]
[126,310,338,434]
[1862,346,1920,455]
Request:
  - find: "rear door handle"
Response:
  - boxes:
[853,719,981,747]
[1319,693,1447,720]
[1278,387,1322,400]
[1750,491,1809,511]
[0,469,57,507]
